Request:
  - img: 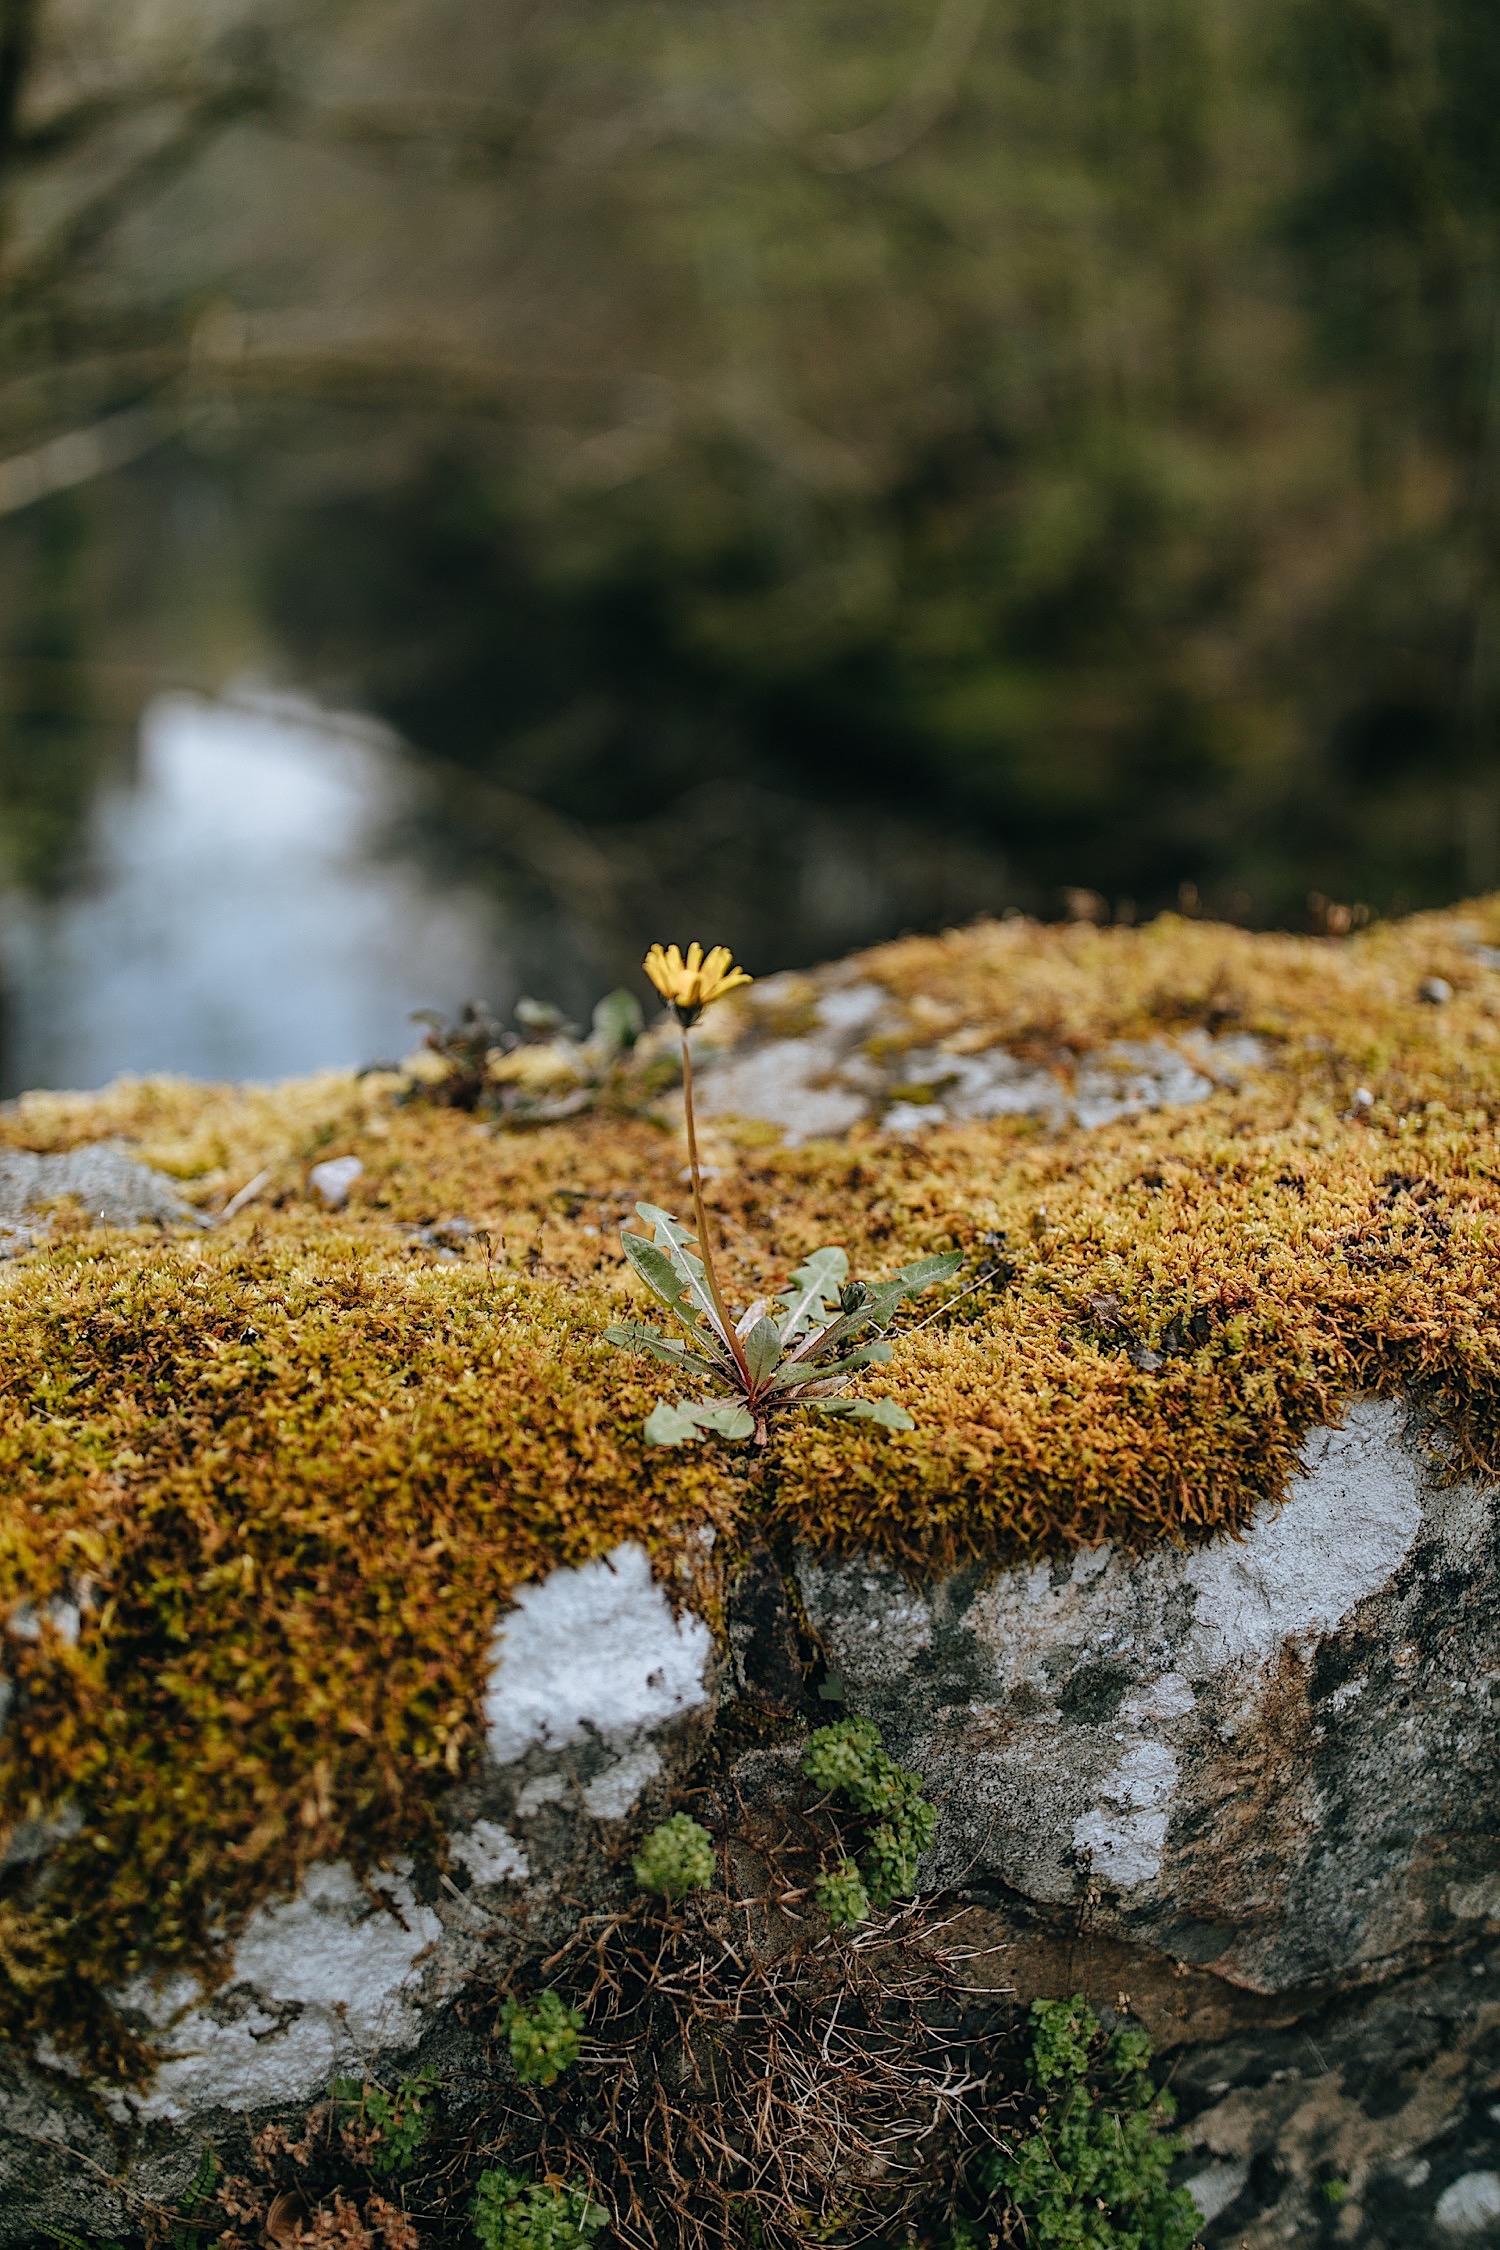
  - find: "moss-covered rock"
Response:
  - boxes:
[3,900,1500,2238]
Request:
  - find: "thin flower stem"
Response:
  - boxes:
[901,1265,994,1334]
[681,1032,751,1387]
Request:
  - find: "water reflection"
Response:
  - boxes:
[0,691,510,1095]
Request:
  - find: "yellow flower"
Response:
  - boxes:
[643,941,753,1026]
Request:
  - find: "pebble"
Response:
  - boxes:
[308,1156,364,1209]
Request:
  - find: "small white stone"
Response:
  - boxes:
[483,1542,711,1767]
[1435,2171,1500,2235]
[309,1155,364,1208]
[449,1819,528,1886]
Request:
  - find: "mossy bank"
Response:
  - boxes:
[3,900,1500,2132]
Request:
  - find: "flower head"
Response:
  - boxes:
[643,941,752,1026]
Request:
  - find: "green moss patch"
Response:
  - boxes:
[4,900,1500,2076]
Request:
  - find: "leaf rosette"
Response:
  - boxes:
[604,1204,961,1446]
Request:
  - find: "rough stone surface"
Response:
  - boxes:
[692,972,1264,1142]
[795,1395,1500,2244]
[0,1536,721,2238]
[4,1424,1500,2247]
[797,1398,1495,1997]
[0,1140,201,1249]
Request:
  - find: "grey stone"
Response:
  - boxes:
[796,1399,1498,1995]
[692,971,1264,1142]
[0,1140,201,1234]
[307,1153,364,1208]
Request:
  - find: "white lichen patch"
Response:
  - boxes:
[482,1541,711,1768]
[117,1861,444,2119]
[448,1819,529,1886]
[582,1743,663,1818]
[1183,1403,1424,1673]
[514,1772,569,1816]
[1072,1741,1179,1890]
[1435,2172,1500,2236]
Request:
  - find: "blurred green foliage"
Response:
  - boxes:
[2,0,1499,963]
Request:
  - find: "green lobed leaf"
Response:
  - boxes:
[690,1400,756,1440]
[635,1202,733,1348]
[848,1397,915,1430]
[603,1322,723,1378]
[621,1232,693,1315]
[781,1251,963,1367]
[644,1400,708,1445]
[890,1250,965,1293]
[808,1396,914,1430]
[643,1396,755,1445]
[776,1246,848,1340]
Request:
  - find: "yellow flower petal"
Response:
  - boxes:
[641,940,753,1021]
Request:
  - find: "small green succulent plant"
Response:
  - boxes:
[633,1812,716,1895]
[813,1857,873,1929]
[803,1715,937,1924]
[981,1997,1203,2249]
[502,1990,585,2087]
[330,2071,436,2176]
[471,2166,608,2250]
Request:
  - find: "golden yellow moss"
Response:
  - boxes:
[3,899,1500,2077]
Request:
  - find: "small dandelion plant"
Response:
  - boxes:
[603,942,961,1447]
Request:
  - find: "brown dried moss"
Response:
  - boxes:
[4,900,1500,2076]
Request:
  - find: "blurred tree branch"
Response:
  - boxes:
[0,0,37,181]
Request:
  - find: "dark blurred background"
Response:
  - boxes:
[0,0,1497,1087]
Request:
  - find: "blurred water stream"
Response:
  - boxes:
[0,692,511,1096]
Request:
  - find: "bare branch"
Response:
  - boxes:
[0,393,173,516]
